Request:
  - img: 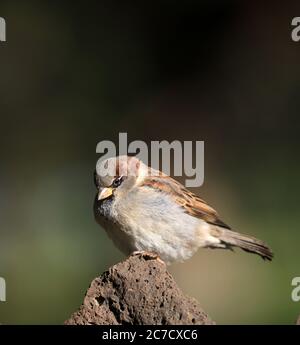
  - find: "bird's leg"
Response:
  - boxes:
[132,250,166,265]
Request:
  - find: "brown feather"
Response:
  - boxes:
[140,175,231,229]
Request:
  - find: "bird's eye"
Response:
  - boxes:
[112,176,124,188]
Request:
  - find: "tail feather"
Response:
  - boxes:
[214,229,273,261]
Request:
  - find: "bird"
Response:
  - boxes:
[93,155,273,264]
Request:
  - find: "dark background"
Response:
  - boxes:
[0,1,299,324]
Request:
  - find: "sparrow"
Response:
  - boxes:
[93,155,273,264]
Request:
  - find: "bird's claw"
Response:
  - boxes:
[132,250,166,265]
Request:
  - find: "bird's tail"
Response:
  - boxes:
[213,228,273,261]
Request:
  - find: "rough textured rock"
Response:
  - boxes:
[65,253,214,325]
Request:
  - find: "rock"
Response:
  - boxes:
[65,253,214,325]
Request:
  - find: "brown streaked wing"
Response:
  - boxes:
[141,175,231,229]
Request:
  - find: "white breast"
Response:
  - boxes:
[110,187,204,264]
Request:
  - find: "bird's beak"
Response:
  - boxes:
[98,187,114,200]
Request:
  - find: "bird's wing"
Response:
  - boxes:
[140,175,231,229]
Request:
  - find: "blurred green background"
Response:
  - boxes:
[0,1,299,324]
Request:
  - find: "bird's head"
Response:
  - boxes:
[94,155,148,201]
